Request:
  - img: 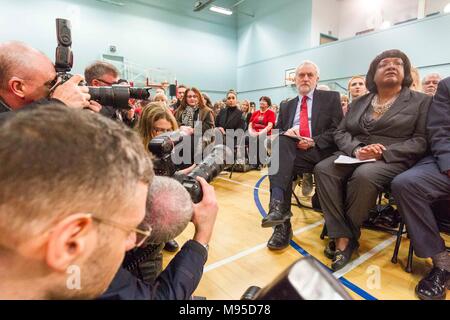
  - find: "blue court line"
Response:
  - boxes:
[253,175,378,301]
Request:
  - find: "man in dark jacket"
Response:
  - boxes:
[262,61,343,250]
[100,176,218,300]
[391,77,450,301]
[0,41,97,116]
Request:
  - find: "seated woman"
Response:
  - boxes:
[248,96,276,170]
[348,76,367,101]
[215,90,245,133]
[136,102,194,253]
[240,99,253,131]
[314,49,432,271]
[174,87,214,135]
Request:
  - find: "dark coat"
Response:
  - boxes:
[98,240,208,300]
[215,106,245,130]
[427,77,450,173]
[335,87,432,167]
[275,89,343,151]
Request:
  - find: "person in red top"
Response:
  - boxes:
[248,96,276,169]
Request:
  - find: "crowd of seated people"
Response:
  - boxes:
[0,39,448,301]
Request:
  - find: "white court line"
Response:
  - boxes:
[217,176,270,193]
[204,221,324,273]
[333,236,397,279]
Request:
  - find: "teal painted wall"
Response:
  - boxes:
[237,12,450,105]
[1,0,450,105]
[0,0,237,102]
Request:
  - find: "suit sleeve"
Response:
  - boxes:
[334,101,365,156]
[152,240,208,300]
[99,240,208,300]
[382,95,431,164]
[427,79,450,173]
[315,92,343,150]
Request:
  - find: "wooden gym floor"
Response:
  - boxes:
[164,169,450,300]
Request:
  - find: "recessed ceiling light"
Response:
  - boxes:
[210,5,233,16]
[444,3,450,13]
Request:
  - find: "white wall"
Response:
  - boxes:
[311,0,340,47]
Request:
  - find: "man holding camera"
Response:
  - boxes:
[84,60,137,126]
[0,103,153,299]
[101,176,218,300]
[0,41,99,115]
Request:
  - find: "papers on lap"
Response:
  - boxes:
[334,155,376,165]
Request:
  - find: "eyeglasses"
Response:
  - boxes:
[377,60,404,69]
[186,95,198,99]
[89,214,151,247]
[95,78,119,86]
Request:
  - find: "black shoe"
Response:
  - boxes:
[261,199,291,228]
[324,240,336,260]
[331,240,359,271]
[415,267,450,300]
[267,222,293,250]
[164,240,179,252]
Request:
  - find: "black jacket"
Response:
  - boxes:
[215,107,245,130]
[99,240,208,300]
[427,77,450,173]
[275,90,343,151]
[0,98,66,123]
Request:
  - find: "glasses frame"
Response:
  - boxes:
[88,213,151,247]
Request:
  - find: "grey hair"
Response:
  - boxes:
[144,176,193,244]
[296,60,321,77]
[422,73,442,84]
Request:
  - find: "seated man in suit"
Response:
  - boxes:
[391,76,450,301]
[261,60,343,250]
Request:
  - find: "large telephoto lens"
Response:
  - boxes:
[88,85,129,109]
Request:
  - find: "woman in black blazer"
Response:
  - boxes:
[314,50,432,271]
[215,90,245,134]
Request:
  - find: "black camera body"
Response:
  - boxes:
[149,132,230,203]
[54,18,151,110]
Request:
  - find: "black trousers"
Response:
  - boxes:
[391,157,450,258]
[314,154,408,240]
[268,135,332,212]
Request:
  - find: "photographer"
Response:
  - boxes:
[0,41,99,115]
[84,61,137,125]
[0,103,153,299]
[100,176,218,300]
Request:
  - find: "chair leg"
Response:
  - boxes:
[292,186,303,208]
[406,242,414,273]
[391,221,404,264]
[229,164,234,179]
[320,225,327,240]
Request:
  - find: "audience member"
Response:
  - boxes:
[340,94,350,115]
[261,61,342,251]
[317,84,331,91]
[248,96,276,170]
[410,66,422,92]
[422,73,442,96]
[348,76,367,101]
[0,103,153,299]
[153,92,169,105]
[314,49,432,271]
[215,90,245,134]
[174,87,214,135]
[240,99,253,130]
[170,85,186,111]
[391,76,450,301]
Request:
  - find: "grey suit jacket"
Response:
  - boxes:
[335,87,432,167]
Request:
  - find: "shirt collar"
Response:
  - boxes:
[298,89,315,102]
[0,98,12,112]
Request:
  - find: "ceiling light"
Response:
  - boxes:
[210,5,233,15]
[380,21,391,29]
[444,3,450,13]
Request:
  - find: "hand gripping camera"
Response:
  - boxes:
[55,18,151,109]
